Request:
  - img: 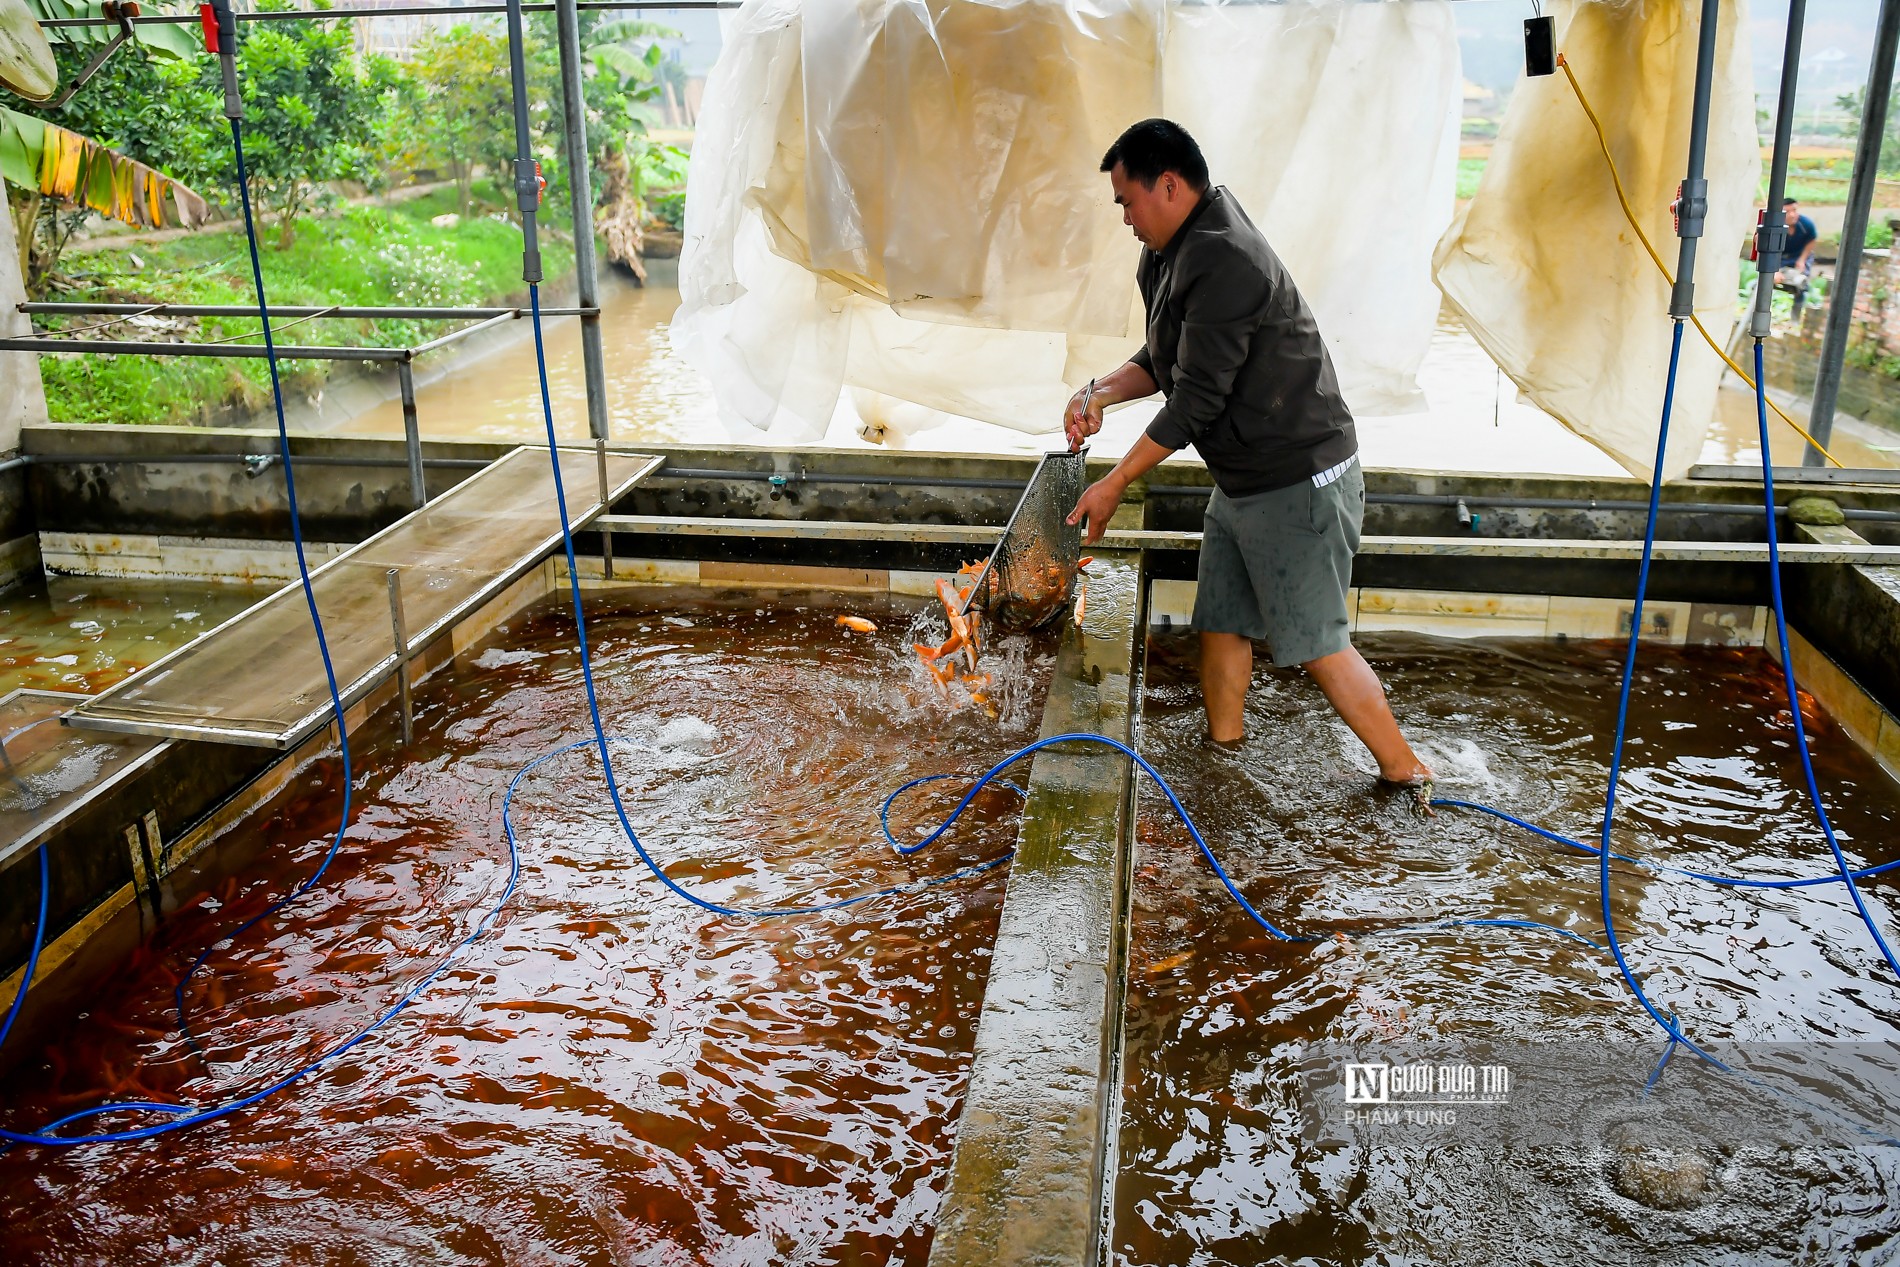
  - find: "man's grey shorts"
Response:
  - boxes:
[1192,460,1363,667]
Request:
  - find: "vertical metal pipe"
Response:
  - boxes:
[1668,0,1723,320]
[556,0,611,442]
[398,360,427,509]
[596,437,614,580]
[387,568,413,745]
[504,0,542,284]
[1807,0,1900,465]
[1750,0,1806,339]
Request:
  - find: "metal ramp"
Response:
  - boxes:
[0,690,164,872]
[67,447,660,749]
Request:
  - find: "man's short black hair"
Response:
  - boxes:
[1100,119,1209,191]
[1783,197,1799,206]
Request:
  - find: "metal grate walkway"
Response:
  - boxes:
[67,447,660,749]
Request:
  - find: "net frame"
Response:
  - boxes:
[958,448,1088,633]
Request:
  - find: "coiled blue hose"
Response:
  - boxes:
[0,117,519,1148]
[6,93,1893,1156]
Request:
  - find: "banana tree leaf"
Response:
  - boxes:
[25,0,200,61]
[0,102,40,186]
[0,104,205,227]
[0,0,58,100]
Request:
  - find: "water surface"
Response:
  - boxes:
[0,575,267,697]
[0,587,1053,1265]
[1114,633,1900,1266]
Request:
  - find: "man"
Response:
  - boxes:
[1782,198,1818,323]
[1065,118,1430,788]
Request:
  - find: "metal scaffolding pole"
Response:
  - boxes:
[1749,0,1805,340]
[1806,0,1900,466]
[17,303,593,319]
[37,2,738,28]
[0,338,407,360]
[1667,0,1722,321]
[556,0,612,442]
[397,361,427,509]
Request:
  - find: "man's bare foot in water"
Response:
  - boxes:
[1377,764,1436,816]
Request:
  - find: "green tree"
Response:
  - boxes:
[567,16,679,274]
[206,0,389,247]
[408,24,514,218]
[1836,87,1900,178]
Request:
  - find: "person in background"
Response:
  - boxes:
[1064,118,1431,793]
[1783,197,1818,324]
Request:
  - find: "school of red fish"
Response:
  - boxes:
[834,557,1093,716]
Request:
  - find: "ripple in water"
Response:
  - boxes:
[1114,633,1900,1266]
[0,587,1054,1266]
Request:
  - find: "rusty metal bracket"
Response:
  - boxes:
[46,2,140,112]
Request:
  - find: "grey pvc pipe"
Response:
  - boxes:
[504,0,543,286]
[555,0,612,443]
[1667,0,1722,319]
[1750,0,1804,339]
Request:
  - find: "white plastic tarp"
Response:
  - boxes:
[1433,0,1758,482]
[674,0,1462,445]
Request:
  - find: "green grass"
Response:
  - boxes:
[39,191,574,428]
[1764,178,1850,206]
[1456,157,1486,200]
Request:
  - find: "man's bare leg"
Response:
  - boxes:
[1301,645,1431,782]
[1199,630,1252,744]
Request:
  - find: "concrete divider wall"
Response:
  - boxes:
[928,551,1144,1267]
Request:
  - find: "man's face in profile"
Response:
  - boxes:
[1110,163,1192,253]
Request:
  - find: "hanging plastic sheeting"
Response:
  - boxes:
[675,0,1461,445]
[1432,0,1758,483]
[1164,0,1461,415]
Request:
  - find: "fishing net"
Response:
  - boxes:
[963,449,1087,633]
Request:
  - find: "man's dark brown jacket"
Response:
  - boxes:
[1131,186,1357,496]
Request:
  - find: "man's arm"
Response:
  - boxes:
[1066,434,1175,545]
[1065,358,1159,451]
[1145,246,1269,450]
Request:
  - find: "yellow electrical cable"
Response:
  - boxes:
[1555,53,1845,468]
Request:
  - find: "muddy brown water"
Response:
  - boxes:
[0,576,268,698]
[0,587,1052,1265]
[1113,632,1900,1266]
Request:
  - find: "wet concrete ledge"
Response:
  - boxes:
[928,550,1142,1267]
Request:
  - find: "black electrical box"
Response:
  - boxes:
[1525,15,1556,76]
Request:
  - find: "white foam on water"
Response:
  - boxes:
[654,716,719,752]
[471,648,543,669]
[1418,736,1497,792]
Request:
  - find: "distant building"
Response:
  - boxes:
[1462,78,1496,118]
[347,0,490,60]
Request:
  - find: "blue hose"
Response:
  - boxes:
[506,738,1020,917]
[6,94,1890,1155]
[0,117,527,1148]
[1750,337,1900,978]
[0,847,45,1051]
[170,118,357,1045]
[1431,325,1900,1074]
[1435,797,1900,890]
[1587,321,1723,1067]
